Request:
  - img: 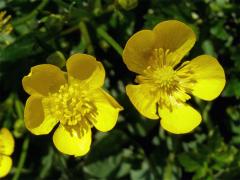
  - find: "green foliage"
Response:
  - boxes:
[1,0,240,179]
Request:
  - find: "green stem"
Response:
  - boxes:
[129,138,160,179]
[12,136,30,180]
[14,99,24,119]
[13,0,48,26]
[79,21,94,54]
[60,25,78,36]
[203,103,213,130]
[195,97,213,130]
[97,27,123,56]
[163,153,174,180]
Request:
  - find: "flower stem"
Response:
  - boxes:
[13,0,48,26]
[96,27,123,56]
[79,21,95,54]
[12,136,30,180]
[60,25,79,36]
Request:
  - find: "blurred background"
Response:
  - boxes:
[0,0,240,179]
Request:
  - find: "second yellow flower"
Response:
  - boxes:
[123,20,225,134]
[22,54,123,156]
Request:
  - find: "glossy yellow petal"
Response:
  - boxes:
[90,89,123,132]
[24,95,58,135]
[0,155,12,178]
[153,20,196,67]
[126,84,159,119]
[66,53,105,89]
[159,104,201,134]
[123,30,156,74]
[53,125,91,156]
[180,55,226,100]
[22,64,66,96]
[0,128,14,155]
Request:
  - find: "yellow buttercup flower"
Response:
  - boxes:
[0,128,14,178]
[22,54,123,156]
[123,20,225,134]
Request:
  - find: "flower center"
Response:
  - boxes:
[152,66,178,91]
[42,81,97,137]
[136,48,194,110]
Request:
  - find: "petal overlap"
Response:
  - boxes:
[66,53,105,90]
[153,20,196,67]
[0,128,14,156]
[0,128,14,178]
[24,95,59,135]
[123,30,156,74]
[126,84,159,119]
[0,155,12,178]
[90,89,123,132]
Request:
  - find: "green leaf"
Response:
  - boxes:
[39,147,54,179]
[210,22,230,41]
[223,78,240,98]
[118,0,138,11]
[226,106,240,121]
[0,33,38,63]
[84,153,123,178]
[115,161,132,178]
[163,162,173,180]
[86,130,129,163]
[178,153,201,172]
[192,163,208,180]
[201,40,216,57]
[46,51,66,68]
[130,160,155,180]
[213,146,237,165]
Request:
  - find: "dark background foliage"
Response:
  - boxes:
[0,0,240,179]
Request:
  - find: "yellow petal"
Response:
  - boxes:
[24,95,58,135]
[159,104,201,134]
[22,64,66,96]
[0,155,12,178]
[153,20,196,67]
[53,125,91,156]
[66,53,105,89]
[123,30,156,74]
[180,55,226,100]
[126,84,159,119]
[90,89,123,132]
[0,128,14,155]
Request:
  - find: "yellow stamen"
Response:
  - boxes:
[136,48,196,110]
[42,81,97,137]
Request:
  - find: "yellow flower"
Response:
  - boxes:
[22,54,123,156]
[0,11,12,35]
[123,20,225,134]
[0,128,14,178]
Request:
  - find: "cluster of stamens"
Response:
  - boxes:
[42,81,97,137]
[136,48,196,110]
